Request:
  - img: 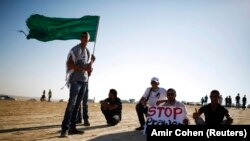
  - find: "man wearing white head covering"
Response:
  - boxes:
[135,77,167,130]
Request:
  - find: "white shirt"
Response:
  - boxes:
[142,87,167,106]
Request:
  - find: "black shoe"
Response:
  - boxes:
[76,120,82,124]
[135,126,144,130]
[60,130,68,137]
[83,121,90,126]
[68,128,84,135]
[107,121,111,125]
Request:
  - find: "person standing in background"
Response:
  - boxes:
[48,89,52,102]
[235,93,241,109]
[242,95,247,110]
[218,95,223,105]
[40,90,46,101]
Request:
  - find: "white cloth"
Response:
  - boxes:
[64,44,90,88]
[142,87,167,107]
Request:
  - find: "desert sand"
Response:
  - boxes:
[0,100,249,141]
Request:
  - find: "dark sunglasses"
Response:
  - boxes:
[167,93,175,96]
[151,81,158,85]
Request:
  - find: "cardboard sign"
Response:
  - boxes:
[146,106,186,125]
[143,106,187,134]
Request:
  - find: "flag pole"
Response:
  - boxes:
[92,16,100,55]
[88,16,100,73]
[88,16,100,100]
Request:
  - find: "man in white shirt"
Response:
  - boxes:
[135,77,167,130]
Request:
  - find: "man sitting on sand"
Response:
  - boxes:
[135,77,167,130]
[100,89,122,126]
[156,88,189,125]
[193,90,233,125]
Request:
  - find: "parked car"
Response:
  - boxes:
[0,95,17,101]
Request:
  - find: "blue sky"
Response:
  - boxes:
[0,0,249,104]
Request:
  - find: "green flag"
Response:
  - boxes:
[25,14,100,42]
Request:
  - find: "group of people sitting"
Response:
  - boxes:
[134,77,233,131]
[95,76,234,132]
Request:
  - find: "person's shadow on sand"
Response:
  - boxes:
[0,124,61,133]
[0,124,109,134]
[57,124,146,141]
[0,124,146,141]
[87,130,146,141]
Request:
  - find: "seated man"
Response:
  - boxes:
[193,90,233,125]
[157,88,189,125]
[100,89,122,126]
[135,77,167,130]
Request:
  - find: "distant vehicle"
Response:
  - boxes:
[121,100,130,103]
[0,95,17,101]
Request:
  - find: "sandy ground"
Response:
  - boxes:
[0,100,250,141]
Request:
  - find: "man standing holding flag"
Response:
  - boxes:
[23,14,100,137]
[61,32,96,137]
